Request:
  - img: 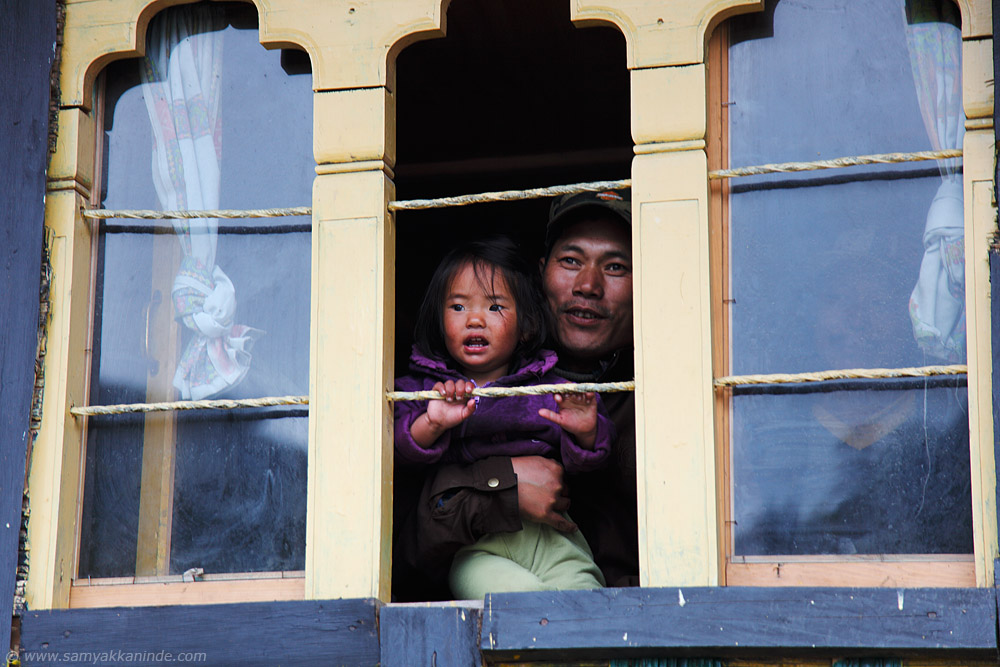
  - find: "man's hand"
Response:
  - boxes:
[511,456,576,533]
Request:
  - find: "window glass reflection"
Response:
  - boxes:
[727,0,972,557]
[79,3,312,578]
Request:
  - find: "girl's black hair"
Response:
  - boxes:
[414,236,551,365]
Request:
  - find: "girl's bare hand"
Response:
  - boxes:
[426,380,476,430]
[538,391,598,449]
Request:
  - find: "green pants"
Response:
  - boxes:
[448,518,606,599]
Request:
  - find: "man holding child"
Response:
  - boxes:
[393,189,638,599]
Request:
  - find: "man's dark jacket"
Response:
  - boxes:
[392,350,637,600]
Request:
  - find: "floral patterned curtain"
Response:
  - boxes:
[140,5,259,399]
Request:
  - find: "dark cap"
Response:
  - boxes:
[545,189,631,254]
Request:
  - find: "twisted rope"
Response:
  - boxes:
[708,148,961,180]
[81,206,311,220]
[386,179,632,211]
[69,364,968,417]
[81,149,961,221]
[71,395,308,416]
[387,380,636,402]
[714,364,967,387]
[67,382,635,417]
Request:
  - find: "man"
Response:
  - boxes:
[393,190,637,599]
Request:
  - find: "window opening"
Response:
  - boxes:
[78,2,313,584]
[716,0,972,584]
[391,0,633,601]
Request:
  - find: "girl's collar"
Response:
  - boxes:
[409,345,557,384]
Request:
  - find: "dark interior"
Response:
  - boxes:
[391,0,631,600]
[393,0,632,373]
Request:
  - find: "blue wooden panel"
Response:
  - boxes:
[20,599,380,666]
[1,0,56,654]
[481,587,997,660]
[380,603,481,666]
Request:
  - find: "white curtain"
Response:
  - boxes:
[904,0,965,363]
[140,6,258,399]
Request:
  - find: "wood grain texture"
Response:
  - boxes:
[20,598,379,666]
[481,587,997,660]
[68,576,304,608]
[994,250,1000,555]
[726,560,976,588]
[380,603,482,667]
[1,0,56,652]
[993,3,1000,550]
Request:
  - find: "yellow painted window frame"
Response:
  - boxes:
[26,0,995,611]
[702,3,998,588]
[28,0,450,611]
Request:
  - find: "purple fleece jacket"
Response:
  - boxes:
[394,346,614,473]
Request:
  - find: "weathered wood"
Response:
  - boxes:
[1,0,56,654]
[994,249,1000,553]
[68,576,304,608]
[993,0,1000,550]
[20,599,379,666]
[481,587,998,660]
[380,603,482,667]
[996,3,1000,189]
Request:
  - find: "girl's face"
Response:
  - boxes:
[443,262,519,385]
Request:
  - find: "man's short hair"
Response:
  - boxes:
[545,189,632,258]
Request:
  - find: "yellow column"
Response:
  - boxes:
[960,31,996,587]
[630,64,718,587]
[306,87,396,601]
[570,0,762,590]
[26,108,97,609]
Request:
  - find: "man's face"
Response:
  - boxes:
[541,217,633,367]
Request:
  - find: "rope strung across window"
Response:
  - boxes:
[386,179,631,211]
[386,381,636,402]
[70,146,966,417]
[71,395,309,416]
[707,148,961,180]
[81,149,960,220]
[69,365,969,417]
[82,206,311,220]
[714,364,967,387]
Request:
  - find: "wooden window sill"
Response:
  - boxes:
[727,556,975,587]
[69,572,305,608]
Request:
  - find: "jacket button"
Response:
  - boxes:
[487,477,500,488]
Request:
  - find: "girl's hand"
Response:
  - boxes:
[538,391,598,450]
[410,380,476,448]
[426,380,477,431]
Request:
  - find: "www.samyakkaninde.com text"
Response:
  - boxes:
[13,649,208,665]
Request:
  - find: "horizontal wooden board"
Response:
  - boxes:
[726,560,976,588]
[20,599,379,667]
[69,576,304,608]
[481,587,997,660]
[380,603,482,666]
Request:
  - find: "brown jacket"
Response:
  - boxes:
[392,351,637,600]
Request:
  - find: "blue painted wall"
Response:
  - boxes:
[1,0,56,654]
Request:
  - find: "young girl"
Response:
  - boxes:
[394,237,615,599]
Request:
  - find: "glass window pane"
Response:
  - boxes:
[727,0,972,557]
[79,3,312,578]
